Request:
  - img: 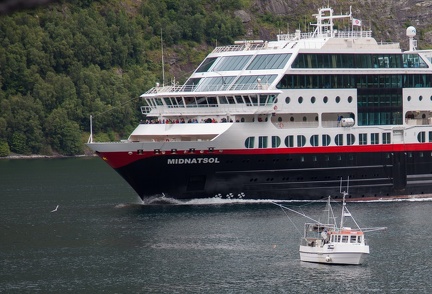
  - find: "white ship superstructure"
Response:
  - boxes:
[88,7,432,202]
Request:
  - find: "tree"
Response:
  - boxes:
[44,108,83,155]
[0,140,10,157]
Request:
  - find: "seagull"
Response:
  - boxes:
[51,205,59,212]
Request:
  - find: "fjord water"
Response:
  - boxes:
[1,157,432,293]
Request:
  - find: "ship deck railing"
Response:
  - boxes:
[141,104,276,115]
[143,83,271,95]
[210,30,383,53]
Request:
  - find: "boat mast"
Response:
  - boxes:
[339,177,349,229]
[161,28,165,87]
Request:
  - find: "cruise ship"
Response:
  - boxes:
[87,7,432,202]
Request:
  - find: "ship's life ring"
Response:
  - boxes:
[274,105,278,110]
[278,122,284,128]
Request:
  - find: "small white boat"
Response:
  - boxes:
[275,178,386,265]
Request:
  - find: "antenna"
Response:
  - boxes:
[161,28,165,87]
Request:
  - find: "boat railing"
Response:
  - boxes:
[141,104,275,115]
[143,83,270,95]
[211,42,268,53]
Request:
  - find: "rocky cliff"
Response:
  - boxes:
[241,0,432,50]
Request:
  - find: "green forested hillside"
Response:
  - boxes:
[0,0,248,156]
[2,0,427,157]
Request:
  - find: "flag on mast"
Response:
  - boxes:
[352,18,362,26]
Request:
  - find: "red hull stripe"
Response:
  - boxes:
[97,143,432,169]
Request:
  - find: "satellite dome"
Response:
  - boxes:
[406,26,416,37]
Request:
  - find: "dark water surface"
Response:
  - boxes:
[1,157,432,293]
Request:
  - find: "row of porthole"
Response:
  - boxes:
[277,116,318,122]
[407,95,432,101]
[285,95,432,104]
[286,96,353,104]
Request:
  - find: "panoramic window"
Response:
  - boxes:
[212,55,252,71]
[247,54,291,70]
[231,75,277,90]
[403,54,429,68]
[196,57,217,72]
[195,76,235,92]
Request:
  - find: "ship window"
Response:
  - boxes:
[359,133,367,145]
[310,135,319,146]
[429,131,432,142]
[297,135,306,147]
[342,236,348,243]
[322,134,331,146]
[358,236,362,243]
[196,57,217,72]
[336,235,341,242]
[336,96,341,103]
[348,96,353,103]
[335,134,343,146]
[285,135,294,147]
[247,53,291,70]
[276,73,431,89]
[371,133,379,144]
[350,236,357,243]
[219,96,228,104]
[403,53,429,68]
[196,76,235,92]
[259,136,268,148]
[347,134,355,145]
[245,137,255,148]
[311,96,316,103]
[383,132,391,144]
[418,131,426,143]
[419,95,423,101]
[212,55,252,71]
[407,96,411,101]
[163,97,173,107]
[232,75,277,90]
[235,96,244,103]
[175,97,184,107]
[323,96,328,103]
[298,96,303,104]
[272,136,281,148]
[286,97,291,104]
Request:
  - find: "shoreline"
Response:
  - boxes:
[0,153,96,160]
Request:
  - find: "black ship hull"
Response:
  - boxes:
[110,149,432,201]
